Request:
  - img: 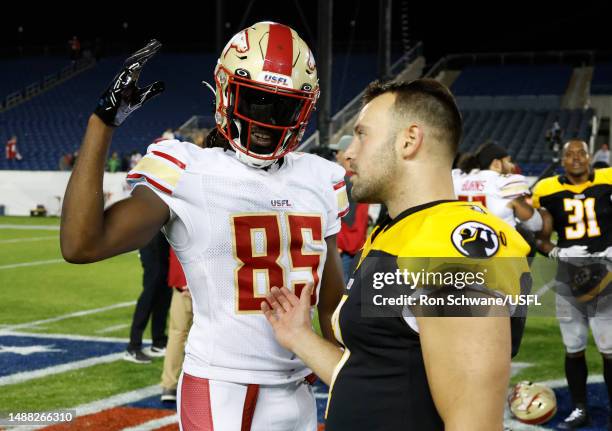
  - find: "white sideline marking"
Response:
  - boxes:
[73,385,161,416]
[0,330,151,344]
[96,324,129,334]
[0,353,124,386]
[0,259,65,270]
[122,414,178,431]
[535,279,556,297]
[510,362,532,377]
[0,301,136,331]
[0,224,59,231]
[19,385,163,430]
[0,236,57,244]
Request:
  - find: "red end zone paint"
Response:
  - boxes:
[40,407,174,431]
[263,24,293,76]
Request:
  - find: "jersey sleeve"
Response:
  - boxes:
[126,139,194,252]
[325,162,349,238]
[126,139,188,196]
[496,174,530,200]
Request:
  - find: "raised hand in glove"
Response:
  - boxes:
[94,39,165,127]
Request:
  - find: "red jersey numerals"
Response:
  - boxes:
[457,194,487,207]
[231,214,322,312]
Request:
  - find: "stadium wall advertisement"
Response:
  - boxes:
[0,171,131,216]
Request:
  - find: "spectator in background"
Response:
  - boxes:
[161,128,175,140]
[129,150,143,170]
[5,135,22,161]
[592,143,610,167]
[160,247,193,402]
[58,152,74,170]
[330,135,369,282]
[68,36,81,62]
[124,231,172,363]
[106,151,121,172]
[546,117,564,162]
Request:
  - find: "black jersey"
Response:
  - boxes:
[532,168,612,253]
[324,201,530,431]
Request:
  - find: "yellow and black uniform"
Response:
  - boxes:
[532,168,612,253]
[325,200,530,431]
[532,168,612,301]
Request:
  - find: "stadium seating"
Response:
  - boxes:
[451,64,573,96]
[590,63,612,94]
[448,64,594,175]
[1,52,379,171]
[0,56,73,99]
[460,108,594,175]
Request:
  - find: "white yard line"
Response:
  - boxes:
[0,259,65,270]
[0,330,150,345]
[535,279,556,297]
[0,224,60,231]
[17,385,163,431]
[511,362,532,377]
[1,301,136,331]
[96,324,130,334]
[0,353,125,386]
[0,236,57,244]
[121,414,178,431]
[73,385,162,416]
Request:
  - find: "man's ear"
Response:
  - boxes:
[398,124,423,159]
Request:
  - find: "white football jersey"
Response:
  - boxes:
[128,140,348,385]
[452,169,530,227]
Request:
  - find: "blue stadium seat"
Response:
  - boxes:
[1,52,380,171]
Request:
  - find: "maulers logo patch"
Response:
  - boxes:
[451,221,499,258]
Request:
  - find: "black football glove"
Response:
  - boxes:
[94,39,165,127]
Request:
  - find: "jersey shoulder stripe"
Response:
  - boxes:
[127,139,191,195]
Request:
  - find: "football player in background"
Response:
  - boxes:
[452,141,542,232]
[532,139,612,429]
[60,22,346,431]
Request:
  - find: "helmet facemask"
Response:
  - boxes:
[217,69,317,167]
[212,22,319,169]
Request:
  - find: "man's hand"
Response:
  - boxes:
[94,39,165,127]
[261,285,314,352]
[548,245,590,263]
[261,283,344,386]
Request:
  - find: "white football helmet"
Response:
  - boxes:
[508,381,557,425]
[213,21,319,168]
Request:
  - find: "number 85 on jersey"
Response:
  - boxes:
[231,213,324,313]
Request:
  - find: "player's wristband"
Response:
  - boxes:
[522,210,543,232]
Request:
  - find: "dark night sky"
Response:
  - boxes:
[3,1,609,62]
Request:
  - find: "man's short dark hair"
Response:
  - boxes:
[363,79,463,155]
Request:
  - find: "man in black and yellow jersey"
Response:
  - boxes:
[533,140,612,429]
[261,79,531,430]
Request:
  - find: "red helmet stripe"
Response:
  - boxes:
[263,24,293,77]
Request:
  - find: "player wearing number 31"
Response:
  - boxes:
[60,22,346,431]
[532,140,612,429]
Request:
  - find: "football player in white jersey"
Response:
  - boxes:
[60,22,347,431]
[452,142,542,232]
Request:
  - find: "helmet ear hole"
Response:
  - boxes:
[235,68,251,79]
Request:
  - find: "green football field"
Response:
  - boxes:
[0,215,604,413]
